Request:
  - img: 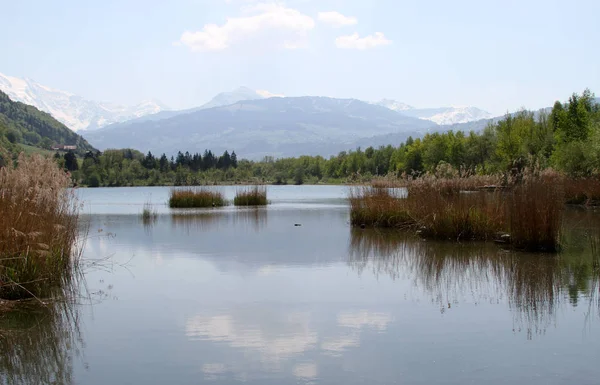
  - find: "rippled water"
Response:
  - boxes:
[2,186,600,385]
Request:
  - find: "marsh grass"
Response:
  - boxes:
[234,185,268,206]
[406,176,506,240]
[508,172,564,252]
[564,177,600,206]
[349,187,413,228]
[350,172,563,251]
[168,187,226,208]
[141,201,158,224]
[0,154,81,300]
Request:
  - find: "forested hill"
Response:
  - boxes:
[0,90,96,156]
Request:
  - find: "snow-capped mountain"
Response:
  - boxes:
[374,99,492,125]
[0,72,168,131]
[374,99,413,112]
[404,106,493,125]
[200,86,283,109]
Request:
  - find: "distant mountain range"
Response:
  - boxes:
[83,96,437,159]
[0,71,513,159]
[0,72,168,131]
[2,72,596,161]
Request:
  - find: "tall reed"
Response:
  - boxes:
[406,176,505,240]
[349,186,412,228]
[234,185,268,206]
[507,171,563,251]
[168,187,226,208]
[564,177,600,206]
[0,154,80,300]
[350,172,563,250]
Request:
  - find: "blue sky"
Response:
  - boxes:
[1,0,598,115]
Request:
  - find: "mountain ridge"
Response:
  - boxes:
[82,96,435,159]
[0,72,168,132]
[0,90,96,156]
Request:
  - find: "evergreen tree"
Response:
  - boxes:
[63,151,79,172]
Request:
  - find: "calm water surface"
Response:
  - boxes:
[2,186,600,385]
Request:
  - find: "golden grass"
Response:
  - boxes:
[168,187,226,208]
[350,172,564,251]
[0,154,80,300]
[508,171,564,251]
[564,177,600,206]
[234,185,268,206]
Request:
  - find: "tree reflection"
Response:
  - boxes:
[348,224,600,338]
[0,300,82,385]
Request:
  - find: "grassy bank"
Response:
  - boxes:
[234,185,268,206]
[350,171,564,251]
[168,187,226,208]
[0,154,80,300]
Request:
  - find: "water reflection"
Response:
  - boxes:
[0,301,82,385]
[66,202,600,384]
[348,228,600,337]
[171,208,268,233]
[186,311,317,364]
[184,307,392,381]
[320,310,391,357]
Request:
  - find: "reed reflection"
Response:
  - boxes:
[348,226,600,338]
[170,208,267,233]
[0,301,82,385]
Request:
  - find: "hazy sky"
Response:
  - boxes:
[1,0,598,115]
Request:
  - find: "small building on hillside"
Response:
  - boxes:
[51,145,77,151]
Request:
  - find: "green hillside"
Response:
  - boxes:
[0,90,96,159]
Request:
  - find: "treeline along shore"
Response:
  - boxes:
[53,89,600,188]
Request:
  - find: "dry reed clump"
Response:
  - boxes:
[234,185,268,206]
[168,187,226,208]
[507,170,564,252]
[0,154,80,300]
[563,177,600,206]
[407,176,506,240]
[350,172,564,251]
[349,186,413,228]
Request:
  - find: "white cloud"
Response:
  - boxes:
[185,313,317,363]
[178,3,315,52]
[337,310,391,331]
[317,11,357,27]
[320,334,360,356]
[202,363,226,375]
[335,32,392,50]
[292,363,318,380]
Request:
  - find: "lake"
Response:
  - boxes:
[2,186,600,385]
